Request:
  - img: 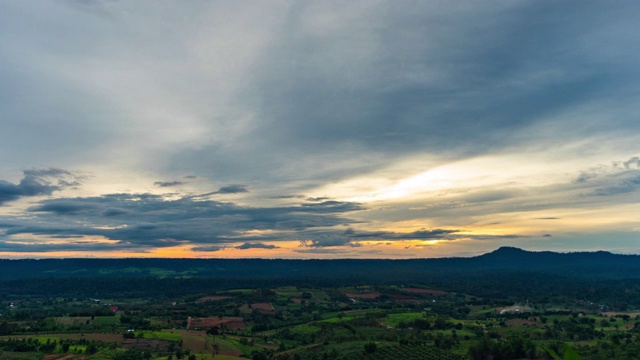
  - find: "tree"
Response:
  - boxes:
[364,342,377,354]
[206,326,220,336]
[252,351,267,360]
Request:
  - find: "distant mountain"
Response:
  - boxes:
[470,246,638,275]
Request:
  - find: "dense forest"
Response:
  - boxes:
[1,247,639,359]
[1,247,639,307]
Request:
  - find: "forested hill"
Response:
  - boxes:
[0,247,638,282]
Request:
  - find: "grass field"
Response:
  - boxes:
[273,286,301,297]
[172,330,210,353]
[319,316,354,323]
[289,323,321,336]
[93,316,120,325]
[383,312,426,327]
[137,330,181,342]
[212,336,243,356]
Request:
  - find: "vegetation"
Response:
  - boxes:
[0,248,639,359]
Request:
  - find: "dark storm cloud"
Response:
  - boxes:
[0,169,83,205]
[235,242,279,250]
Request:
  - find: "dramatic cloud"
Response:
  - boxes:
[300,234,354,248]
[569,157,640,197]
[217,185,249,194]
[154,181,184,187]
[623,157,640,169]
[235,242,279,250]
[191,245,224,253]
[0,2,639,256]
[194,185,250,198]
[591,176,640,197]
[0,194,363,251]
[0,169,83,205]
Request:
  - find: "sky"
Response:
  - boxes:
[0,1,639,259]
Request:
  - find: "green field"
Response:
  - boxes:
[384,312,426,327]
[136,330,182,342]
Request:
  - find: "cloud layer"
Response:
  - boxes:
[0,1,639,257]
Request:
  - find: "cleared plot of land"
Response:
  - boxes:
[43,355,84,360]
[122,338,173,352]
[171,330,258,358]
[345,292,381,299]
[497,306,534,314]
[251,302,275,312]
[52,317,92,326]
[601,311,640,317]
[403,288,448,295]
[196,296,232,303]
[187,316,246,330]
[172,329,210,353]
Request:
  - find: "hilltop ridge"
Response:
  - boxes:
[0,247,637,282]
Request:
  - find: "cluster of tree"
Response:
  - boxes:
[468,335,538,360]
[0,321,15,336]
[0,338,101,355]
[0,338,57,353]
[120,315,151,330]
[2,249,640,309]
